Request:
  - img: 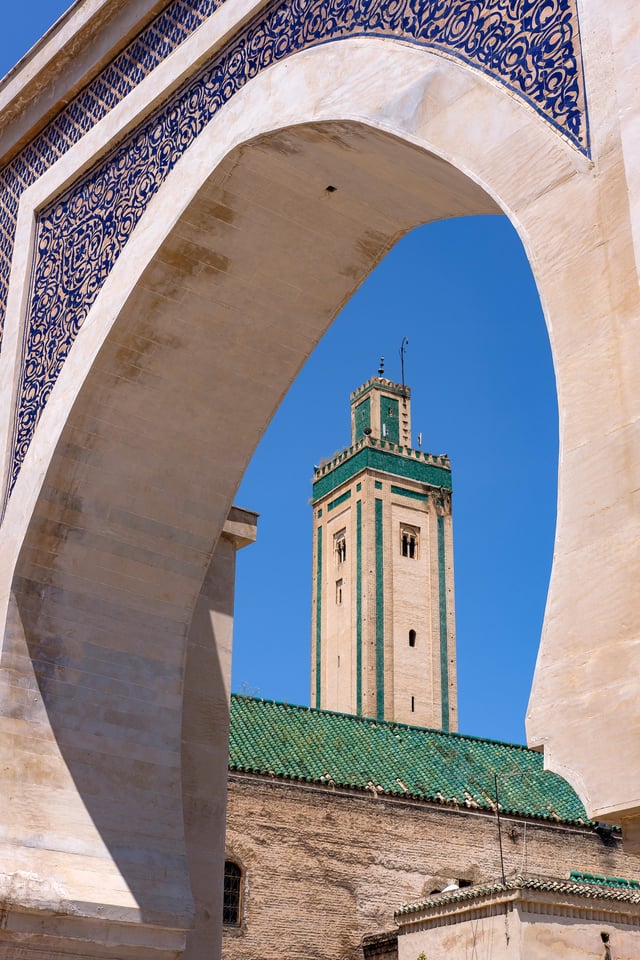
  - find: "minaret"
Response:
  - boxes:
[310,371,457,731]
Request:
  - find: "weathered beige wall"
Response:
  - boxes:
[525,0,640,840]
[399,905,640,960]
[1,108,503,952]
[223,774,640,959]
[311,459,454,729]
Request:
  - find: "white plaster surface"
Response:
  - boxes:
[399,899,640,960]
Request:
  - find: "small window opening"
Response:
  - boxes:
[401,525,419,559]
[223,860,242,926]
[336,579,343,605]
[411,696,415,713]
[335,531,347,564]
[409,629,416,648]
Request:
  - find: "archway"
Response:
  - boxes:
[232,213,558,746]
[4,105,501,916]
[1,6,639,957]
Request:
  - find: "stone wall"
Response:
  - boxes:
[223,774,639,959]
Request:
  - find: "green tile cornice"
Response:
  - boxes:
[313,438,450,502]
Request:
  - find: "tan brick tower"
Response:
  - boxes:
[311,374,457,731]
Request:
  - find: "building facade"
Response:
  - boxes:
[221,374,640,959]
[396,876,640,959]
[310,376,457,730]
[222,696,640,960]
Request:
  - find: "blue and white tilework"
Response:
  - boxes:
[0,0,588,494]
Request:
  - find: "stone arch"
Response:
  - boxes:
[1,11,639,958]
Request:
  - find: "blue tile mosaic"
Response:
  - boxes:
[0,1,219,340]
[0,0,588,497]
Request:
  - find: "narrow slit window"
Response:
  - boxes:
[409,629,416,648]
[411,696,415,713]
[336,579,343,605]
[223,860,242,926]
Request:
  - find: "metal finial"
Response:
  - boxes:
[400,337,409,389]
[378,356,385,377]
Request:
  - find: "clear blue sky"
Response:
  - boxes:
[3,6,558,746]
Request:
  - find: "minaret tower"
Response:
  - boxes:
[310,370,457,731]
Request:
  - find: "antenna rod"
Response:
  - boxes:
[400,337,409,390]
[494,774,506,884]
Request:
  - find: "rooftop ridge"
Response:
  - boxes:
[230,693,535,753]
[396,873,640,917]
[228,695,602,828]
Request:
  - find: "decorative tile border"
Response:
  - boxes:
[0,0,223,339]
[1,0,588,495]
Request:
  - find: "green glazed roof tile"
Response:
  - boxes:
[396,875,640,917]
[228,696,595,827]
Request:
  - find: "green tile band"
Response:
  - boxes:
[354,396,371,440]
[356,499,362,716]
[380,395,399,443]
[315,525,323,708]
[328,489,352,511]
[438,514,450,732]
[375,498,384,720]
[390,484,428,502]
[312,446,450,501]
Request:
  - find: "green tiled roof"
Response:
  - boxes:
[228,695,592,826]
[569,871,640,890]
[396,875,640,917]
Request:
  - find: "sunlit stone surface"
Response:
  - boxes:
[0,0,639,956]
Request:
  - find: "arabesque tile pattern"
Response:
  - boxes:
[0,0,587,495]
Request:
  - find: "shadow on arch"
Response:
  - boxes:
[1,0,639,948]
[7,117,506,927]
[231,207,558,744]
[5,26,601,950]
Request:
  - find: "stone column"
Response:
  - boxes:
[181,507,257,960]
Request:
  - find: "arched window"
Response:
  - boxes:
[223,860,242,926]
[401,525,419,559]
[409,629,416,647]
